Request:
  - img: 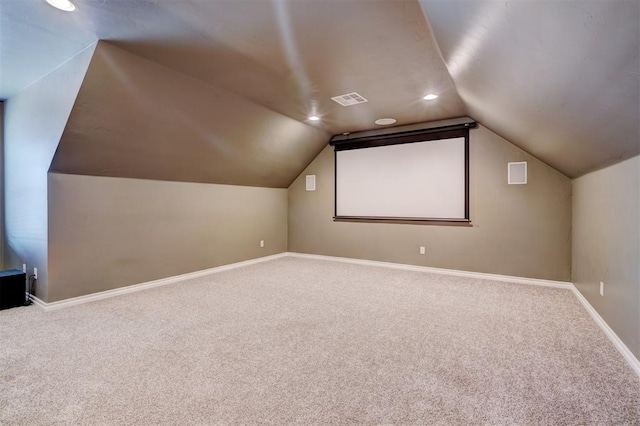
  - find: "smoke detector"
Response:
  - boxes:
[331,92,368,107]
[375,118,396,125]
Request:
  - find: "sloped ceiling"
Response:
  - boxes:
[6,0,465,187]
[51,42,328,188]
[105,0,465,134]
[2,0,464,133]
[420,0,640,177]
[0,0,96,98]
[2,0,639,180]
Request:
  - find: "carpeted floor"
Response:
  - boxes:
[1,257,639,424]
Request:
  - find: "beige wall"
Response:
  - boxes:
[572,156,639,359]
[47,173,287,302]
[3,45,95,300]
[289,125,572,281]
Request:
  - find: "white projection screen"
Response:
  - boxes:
[335,136,468,220]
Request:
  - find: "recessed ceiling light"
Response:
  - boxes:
[45,0,76,11]
[308,115,320,121]
[374,118,397,126]
[423,94,438,101]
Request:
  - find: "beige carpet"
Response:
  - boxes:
[1,257,639,424]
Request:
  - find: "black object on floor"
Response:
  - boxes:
[0,269,26,310]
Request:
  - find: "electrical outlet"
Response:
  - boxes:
[34,268,38,280]
[260,240,265,248]
[419,246,426,255]
[600,281,604,296]
[22,264,27,273]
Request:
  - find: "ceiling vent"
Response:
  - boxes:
[331,92,368,107]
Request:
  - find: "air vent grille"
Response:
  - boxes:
[331,92,368,107]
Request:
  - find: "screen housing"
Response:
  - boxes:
[330,120,476,225]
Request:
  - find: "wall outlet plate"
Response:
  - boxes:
[419,246,426,255]
[22,264,27,273]
[600,281,604,296]
[34,268,38,279]
[260,240,265,248]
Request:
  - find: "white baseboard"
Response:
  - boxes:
[33,253,288,312]
[28,294,48,310]
[570,286,640,377]
[32,251,571,311]
[28,250,639,377]
[285,252,573,289]
[285,252,640,377]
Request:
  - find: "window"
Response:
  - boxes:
[330,120,475,224]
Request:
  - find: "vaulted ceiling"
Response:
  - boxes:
[50,41,329,187]
[1,0,638,181]
[420,0,640,177]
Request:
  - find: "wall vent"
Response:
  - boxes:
[331,92,368,107]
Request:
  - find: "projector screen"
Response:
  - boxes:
[335,136,468,221]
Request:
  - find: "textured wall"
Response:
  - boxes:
[47,173,287,302]
[572,156,640,359]
[3,45,95,300]
[289,125,572,281]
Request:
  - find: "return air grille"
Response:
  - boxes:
[331,92,368,106]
